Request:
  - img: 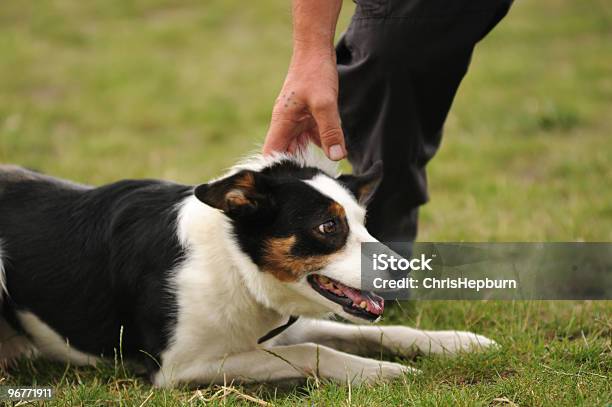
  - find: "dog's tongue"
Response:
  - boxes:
[338,284,384,316]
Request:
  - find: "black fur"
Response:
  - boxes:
[337,161,383,205]
[0,167,191,372]
[0,161,381,376]
[195,162,349,271]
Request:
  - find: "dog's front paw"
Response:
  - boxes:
[422,330,498,355]
[382,327,497,357]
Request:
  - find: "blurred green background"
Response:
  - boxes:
[1,0,610,242]
[0,1,611,405]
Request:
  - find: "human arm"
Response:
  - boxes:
[263,0,346,161]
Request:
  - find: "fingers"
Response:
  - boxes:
[263,112,299,156]
[287,137,299,154]
[264,82,345,161]
[311,98,346,161]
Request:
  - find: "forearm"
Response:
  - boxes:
[292,0,343,58]
[263,0,346,160]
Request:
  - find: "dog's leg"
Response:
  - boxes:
[154,343,415,387]
[0,318,38,368]
[274,319,496,358]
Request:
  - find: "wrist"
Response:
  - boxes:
[292,39,336,61]
[291,41,337,69]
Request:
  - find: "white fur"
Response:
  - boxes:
[0,318,37,367]
[162,153,369,379]
[16,311,99,366]
[155,151,497,387]
[225,144,339,179]
[163,197,288,370]
[0,149,496,385]
[305,174,373,290]
[276,319,497,357]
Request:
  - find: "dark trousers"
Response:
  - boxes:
[337,0,512,249]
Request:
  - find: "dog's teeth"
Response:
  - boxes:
[319,276,329,284]
[359,301,367,309]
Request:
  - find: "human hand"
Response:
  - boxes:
[263,50,346,161]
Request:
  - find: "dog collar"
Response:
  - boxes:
[257,315,299,344]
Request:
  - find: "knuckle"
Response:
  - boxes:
[318,127,342,142]
[311,96,336,112]
[270,111,301,125]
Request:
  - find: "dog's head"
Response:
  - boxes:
[194,148,385,322]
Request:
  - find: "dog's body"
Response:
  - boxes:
[0,151,494,387]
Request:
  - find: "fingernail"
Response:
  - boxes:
[329,144,344,161]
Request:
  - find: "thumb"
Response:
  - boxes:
[311,100,346,161]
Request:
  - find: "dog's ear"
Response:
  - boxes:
[337,161,383,206]
[194,170,275,219]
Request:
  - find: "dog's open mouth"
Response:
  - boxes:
[307,274,384,321]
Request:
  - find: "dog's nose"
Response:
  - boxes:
[360,242,410,294]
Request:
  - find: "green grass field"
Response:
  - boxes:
[1,0,611,405]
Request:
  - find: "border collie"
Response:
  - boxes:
[0,148,494,386]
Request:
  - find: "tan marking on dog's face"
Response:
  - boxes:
[225,189,250,208]
[357,183,375,203]
[234,171,255,189]
[222,172,258,211]
[262,235,334,282]
[329,202,346,218]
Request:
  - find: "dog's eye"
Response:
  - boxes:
[318,220,337,235]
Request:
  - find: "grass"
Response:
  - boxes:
[0,0,611,405]
[5,302,611,406]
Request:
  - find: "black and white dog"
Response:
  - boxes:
[0,148,494,386]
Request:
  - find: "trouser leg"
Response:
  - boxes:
[337,0,513,250]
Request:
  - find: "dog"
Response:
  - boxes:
[0,148,495,387]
